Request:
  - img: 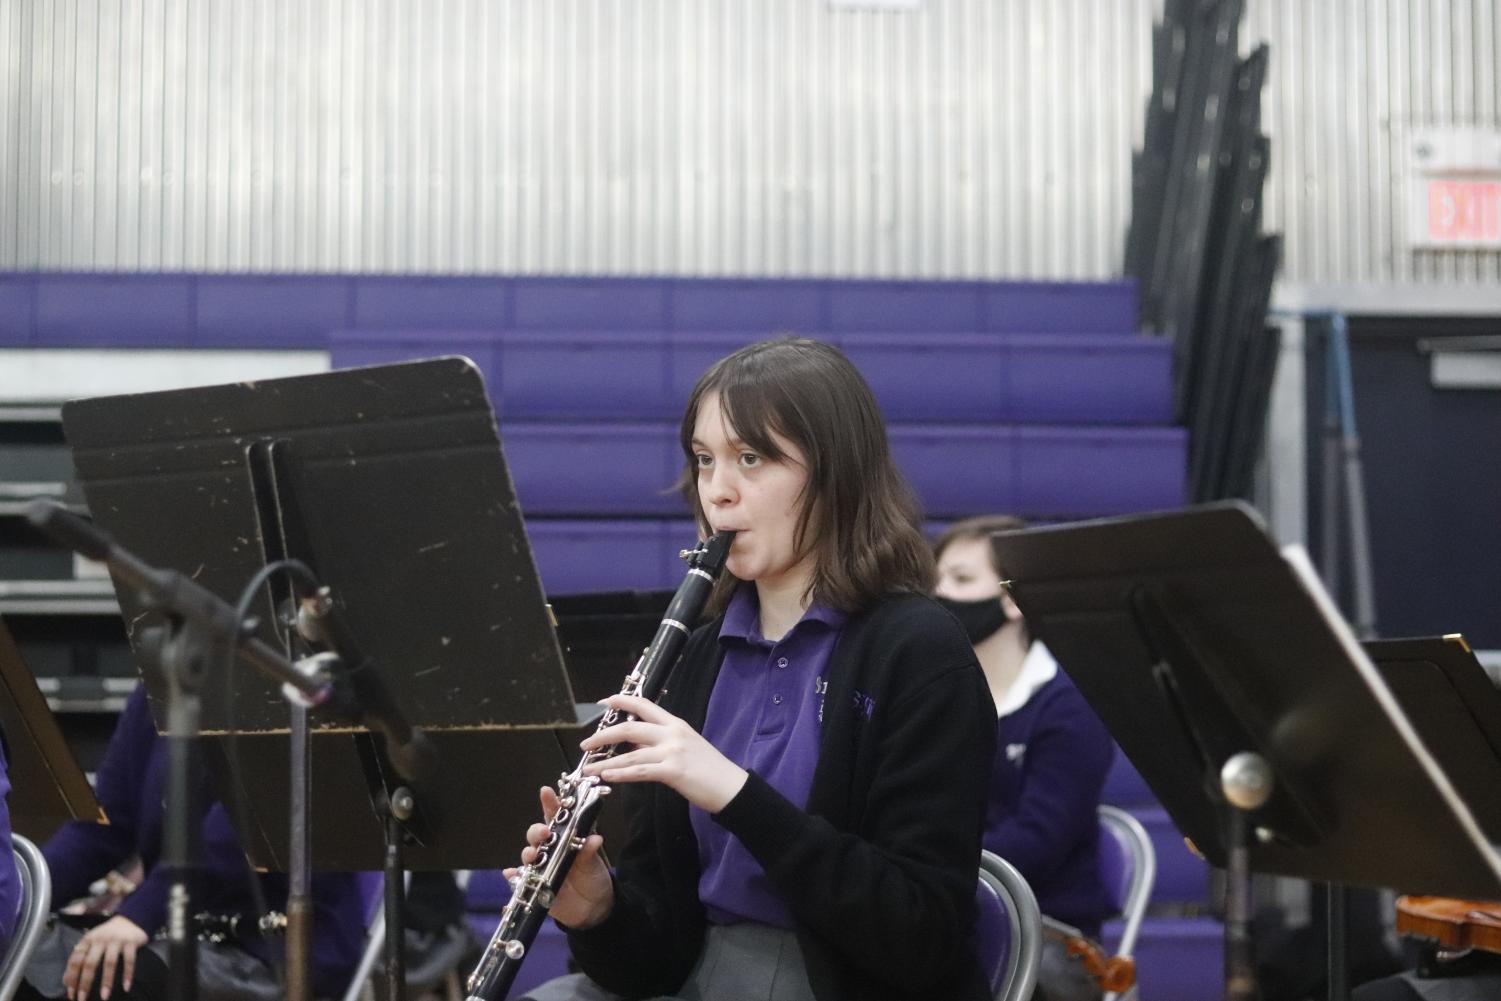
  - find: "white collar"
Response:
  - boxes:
[995,640,1058,718]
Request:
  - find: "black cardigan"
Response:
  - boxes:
[565,592,996,1001]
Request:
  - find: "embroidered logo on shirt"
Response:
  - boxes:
[1005,742,1027,763]
[815,677,828,722]
[851,690,876,720]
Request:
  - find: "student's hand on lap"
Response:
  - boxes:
[65,914,148,1001]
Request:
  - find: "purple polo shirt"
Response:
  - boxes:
[688,587,846,928]
[0,736,19,955]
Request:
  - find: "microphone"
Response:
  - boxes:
[297,589,437,782]
[29,500,433,780]
[26,499,111,561]
[26,500,329,703]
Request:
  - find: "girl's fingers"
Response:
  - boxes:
[121,943,138,994]
[581,723,659,753]
[98,941,121,1000]
[603,694,667,722]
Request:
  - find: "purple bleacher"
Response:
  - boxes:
[195,275,354,348]
[828,280,985,333]
[670,278,826,332]
[842,335,1007,422]
[503,425,681,516]
[1135,805,1212,906]
[10,273,1144,348]
[1011,425,1187,517]
[331,328,1170,427]
[1101,753,1213,907]
[1007,334,1171,424]
[666,332,782,404]
[844,333,1172,424]
[353,276,512,328]
[500,423,1185,520]
[512,277,671,330]
[1099,745,1223,1001]
[1110,916,1225,1001]
[889,426,1020,514]
[328,329,505,408]
[982,280,1138,334]
[498,333,673,421]
[34,273,195,346]
[891,425,1187,518]
[0,274,35,346]
[526,519,696,594]
[1103,750,1155,807]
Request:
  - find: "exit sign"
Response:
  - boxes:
[1425,179,1501,244]
[1408,127,1501,250]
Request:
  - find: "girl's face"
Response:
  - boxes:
[934,537,1003,602]
[935,536,1022,619]
[691,392,815,596]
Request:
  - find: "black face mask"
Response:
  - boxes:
[935,594,1010,645]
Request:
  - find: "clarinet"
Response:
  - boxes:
[465,531,735,1001]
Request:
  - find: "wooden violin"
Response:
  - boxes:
[1396,896,1501,955]
[1063,936,1137,992]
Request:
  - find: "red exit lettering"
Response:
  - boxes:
[1428,179,1501,243]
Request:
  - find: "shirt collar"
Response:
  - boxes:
[995,640,1058,717]
[719,585,846,646]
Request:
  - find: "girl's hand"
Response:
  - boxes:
[64,914,148,1001]
[506,786,614,929]
[580,694,749,813]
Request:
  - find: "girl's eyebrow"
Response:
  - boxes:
[690,435,747,450]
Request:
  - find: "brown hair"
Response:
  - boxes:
[678,336,934,612]
[933,514,1029,577]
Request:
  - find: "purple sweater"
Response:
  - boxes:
[985,650,1115,937]
[0,737,19,955]
[43,686,365,998]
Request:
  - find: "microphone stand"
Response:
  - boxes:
[152,614,218,1001]
[26,501,434,1001]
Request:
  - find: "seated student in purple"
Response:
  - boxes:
[17,683,364,1001]
[934,515,1116,1001]
[0,735,21,958]
[515,337,996,1001]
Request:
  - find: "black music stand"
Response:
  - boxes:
[1366,635,1501,842]
[59,358,600,1001]
[992,503,1501,1001]
[550,589,674,702]
[203,587,674,872]
[0,616,103,842]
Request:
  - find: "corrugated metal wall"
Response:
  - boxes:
[0,0,1157,276]
[1247,0,1501,286]
[2,0,1498,284]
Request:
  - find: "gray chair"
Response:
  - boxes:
[978,849,1043,1001]
[1097,804,1156,1001]
[0,834,53,1001]
[342,870,471,1001]
[340,871,389,1001]
[1036,806,1157,1001]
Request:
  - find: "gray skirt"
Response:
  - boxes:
[523,921,816,1001]
[23,916,281,1001]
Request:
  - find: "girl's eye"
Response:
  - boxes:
[739,452,760,467]
[695,453,713,469]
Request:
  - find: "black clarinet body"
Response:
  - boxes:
[465,531,735,1001]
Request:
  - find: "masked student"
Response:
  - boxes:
[934,516,1116,1001]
